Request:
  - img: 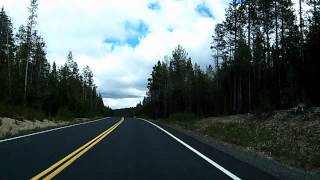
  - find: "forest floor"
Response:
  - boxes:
[163,107,320,173]
[0,117,92,139]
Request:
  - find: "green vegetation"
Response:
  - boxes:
[167,112,198,122]
[114,107,136,117]
[133,0,320,170]
[201,121,320,170]
[0,1,112,121]
[0,103,45,121]
[136,0,320,119]
[164,112,198,130]
[55,108,74,121]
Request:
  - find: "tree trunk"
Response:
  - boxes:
[248,71,251,112]
[275,0,279,51]
[234,0,238,53]
[248,0,252,112]
[266,31,270,66]
[239,77,242,113]
[281,7,284,49]
[299,0,304,63]
[233,77,237,113]
[299,0,305,103]
[314,0,318,26]
[6,30,12,99]
[248,0,251,48]
[275,0,281,107]
[24,55,29,106]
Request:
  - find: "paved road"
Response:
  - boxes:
[0,117,277,180]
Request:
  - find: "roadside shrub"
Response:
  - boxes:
[165,112,199,130]
[0,103,10,117]
[201,121,320,170]
[21,108,46,121]
[136,114,150,119]
[0,103,45,121]
[202,122,253,146]
[168,112,198,122]
[55,108,74,121]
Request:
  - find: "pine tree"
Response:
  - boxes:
[24,0,38,106]
[140,0,320,118]
[0,8,15,102]
[211,23,227,71]
[0,2,109,119]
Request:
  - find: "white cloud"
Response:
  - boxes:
[1,0,227,109]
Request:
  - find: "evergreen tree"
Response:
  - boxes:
[24,0,38,106]
[139,0,320,119]
[0,2,111,119]
[0,8,15,102]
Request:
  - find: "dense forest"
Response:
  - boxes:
[0,0,112,120]
[137,0,320,119]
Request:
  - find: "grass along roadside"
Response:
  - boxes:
[160,110,320,172]
[201,121,320,171]
[160,112,199,130]
[0,117,104,140]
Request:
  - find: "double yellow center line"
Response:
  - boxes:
[31,117,124,180]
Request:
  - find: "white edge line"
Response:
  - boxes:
[140,118,241,180]
[0,117,110,143]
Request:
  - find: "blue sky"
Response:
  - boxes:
[196,3,215,18]
[148,2,161,11]
[1,0,230,109]
[105,20,150,49]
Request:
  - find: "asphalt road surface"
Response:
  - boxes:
[0,117,277,180]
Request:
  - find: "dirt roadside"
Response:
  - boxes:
[0,117,97,139]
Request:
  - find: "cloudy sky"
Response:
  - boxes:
[0,0,301,109]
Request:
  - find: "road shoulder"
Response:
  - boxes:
[149,119,320,180]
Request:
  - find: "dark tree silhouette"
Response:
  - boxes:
[137,0,320,119]
[0,3,111,120]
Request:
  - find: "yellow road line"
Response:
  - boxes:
[31,119,121,179]
[44,119,123,179]
[31,117,124,180]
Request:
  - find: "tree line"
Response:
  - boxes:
[137,0,320,118]
[0,0,112,120]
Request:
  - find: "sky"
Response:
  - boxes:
[0,0,301,109]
